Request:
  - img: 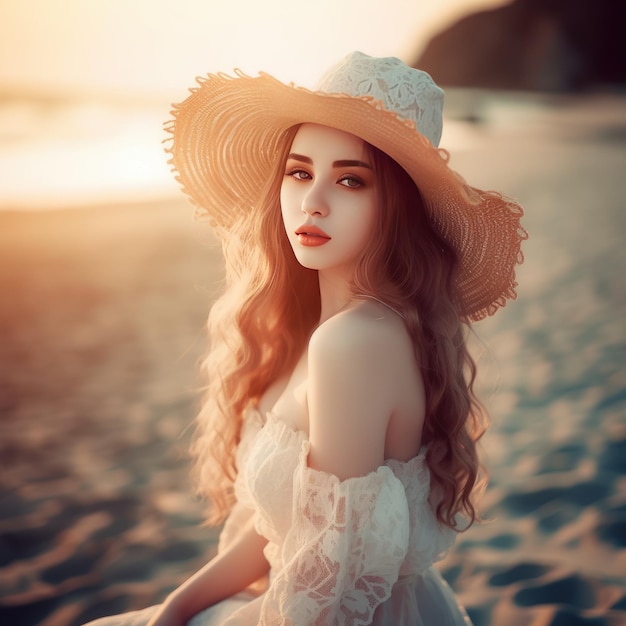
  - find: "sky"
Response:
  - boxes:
[0,0,509,98]
[0,0,511,209]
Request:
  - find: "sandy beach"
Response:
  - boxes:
[1,92,625,625]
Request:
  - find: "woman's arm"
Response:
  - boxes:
[147,516,269,625]
[307,306,405,479]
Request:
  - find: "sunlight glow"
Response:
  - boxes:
[0,0,509,96]
[0,0,510,209]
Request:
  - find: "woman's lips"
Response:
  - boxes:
[295,224,331,247]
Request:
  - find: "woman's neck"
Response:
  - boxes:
[317,270,353,324]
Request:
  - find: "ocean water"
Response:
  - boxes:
[3,88,620,211]
[0,94,180,210]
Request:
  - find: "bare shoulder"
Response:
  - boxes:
[306,300,421,477]
[309,299,412,366]
[308,299,419,407]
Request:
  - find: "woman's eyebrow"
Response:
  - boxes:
[332,159,372,169]
[286,153,312,164]
[286,154,372,169]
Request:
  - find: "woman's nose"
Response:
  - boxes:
[301,183,329,217]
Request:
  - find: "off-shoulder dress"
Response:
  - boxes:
[85,408,473,625]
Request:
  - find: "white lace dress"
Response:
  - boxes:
[85,409,473,626]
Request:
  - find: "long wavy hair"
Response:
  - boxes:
[192,125,487,529]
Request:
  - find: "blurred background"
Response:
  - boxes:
[0,1,625,625]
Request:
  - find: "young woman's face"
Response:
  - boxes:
[280,124,378,279]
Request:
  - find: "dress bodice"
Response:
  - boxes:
[237,409,454,576]
[220,407,457,624]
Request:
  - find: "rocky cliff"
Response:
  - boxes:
[415,0,625,91]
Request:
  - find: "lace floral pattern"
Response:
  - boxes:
[225,410,456,625]
[317,51,444,147]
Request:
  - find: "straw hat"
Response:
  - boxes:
[166,51,527,321]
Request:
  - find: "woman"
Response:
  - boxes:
[87,51,526,625]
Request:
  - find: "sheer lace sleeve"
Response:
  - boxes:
[386,456,457,577]
[259,458,411,625]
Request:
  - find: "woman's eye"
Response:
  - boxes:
[339,175,363,189]
[286,169,311,181]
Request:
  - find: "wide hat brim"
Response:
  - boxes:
[165,70,527,321]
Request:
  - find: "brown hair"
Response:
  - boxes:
[191,126,319,523]
[352,145,487,528]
